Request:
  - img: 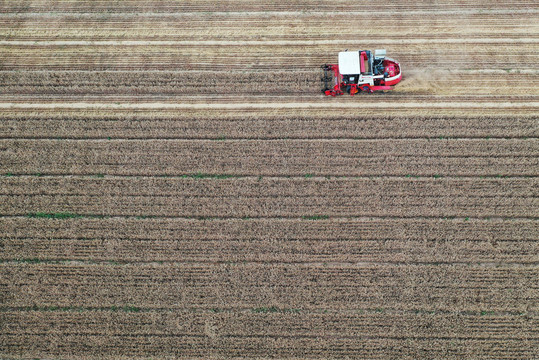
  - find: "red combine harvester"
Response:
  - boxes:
[322,49,402,96]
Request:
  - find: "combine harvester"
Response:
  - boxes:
[322,49,402,96]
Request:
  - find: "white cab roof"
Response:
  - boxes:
[338,51,360,74]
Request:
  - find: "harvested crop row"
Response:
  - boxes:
[1,263,537,312]
[3,310,536,339]
[1,13,533,41]
[3,96,535,107]
[2,218,537,264]
[2,27,532,43]
[2,139,537,177]
[1,311,537,359]
[0,0,531,13]
[2,114,537,140]
[0,106,532,119]
[1,335,535,360]
[1,177,537,218]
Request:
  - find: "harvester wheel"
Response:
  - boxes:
[325,89,336,96]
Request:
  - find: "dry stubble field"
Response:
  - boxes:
[0,0,538,359]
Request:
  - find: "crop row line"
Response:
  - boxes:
[1,9,537,17]
[2,136,537,140]
[2,97,536,104]
[4,194,537,200]
[2,331,536,342]
[2,113,532,117]
[3,174,536,179]
[2,69,537,74]
[226,334,539,341]
[0,306,534,317]
[4,94,536,98]
[2,214,538,221]
[5,236,536,243]
[2,259,537,267]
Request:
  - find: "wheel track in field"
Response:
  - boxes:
[0,102,536,108]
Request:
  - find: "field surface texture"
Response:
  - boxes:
[1,1,538,359]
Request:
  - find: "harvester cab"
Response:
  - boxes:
[322,49,402,96]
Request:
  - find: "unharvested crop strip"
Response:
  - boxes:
[5,70,533,99]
